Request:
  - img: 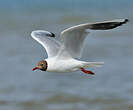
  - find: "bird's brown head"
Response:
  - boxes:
[32,60,47,71]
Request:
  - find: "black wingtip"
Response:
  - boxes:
[50,32,55,37]
[124,19,129,23]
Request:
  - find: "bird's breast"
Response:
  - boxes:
[46,58,81,72]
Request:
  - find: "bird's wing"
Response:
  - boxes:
[59,19,128,59]
[31,30,61,58]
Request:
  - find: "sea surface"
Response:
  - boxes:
[0,0,133,110]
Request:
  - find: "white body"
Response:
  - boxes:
[46,57,104,72]
[46,57,82,72]
[31,19,128,72]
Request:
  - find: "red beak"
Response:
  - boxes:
[32,67,39,71]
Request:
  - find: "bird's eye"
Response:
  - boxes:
[40,64,43,66]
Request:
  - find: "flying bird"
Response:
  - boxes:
[31,19,128,75]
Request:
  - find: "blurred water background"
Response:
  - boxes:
[0,0,133,110]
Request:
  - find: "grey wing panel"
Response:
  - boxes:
[31,30,61,58]
[60,19,128,59]
[61,30,89,58]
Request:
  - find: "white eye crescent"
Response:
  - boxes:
[40,63,43,66]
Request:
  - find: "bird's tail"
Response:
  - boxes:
[82,62,104,68]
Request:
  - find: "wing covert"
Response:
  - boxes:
[31,30,61,58]
[60,19,128,59]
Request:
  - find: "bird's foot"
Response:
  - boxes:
[80,68,95,75]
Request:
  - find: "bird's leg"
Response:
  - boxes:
[80,68,95,75]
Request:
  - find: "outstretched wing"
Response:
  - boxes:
[31,30,61,58]
[60,19,128,58]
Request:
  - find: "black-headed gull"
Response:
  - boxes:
[31,19,128,75]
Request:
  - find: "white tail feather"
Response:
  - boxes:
[83,62,104,68]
